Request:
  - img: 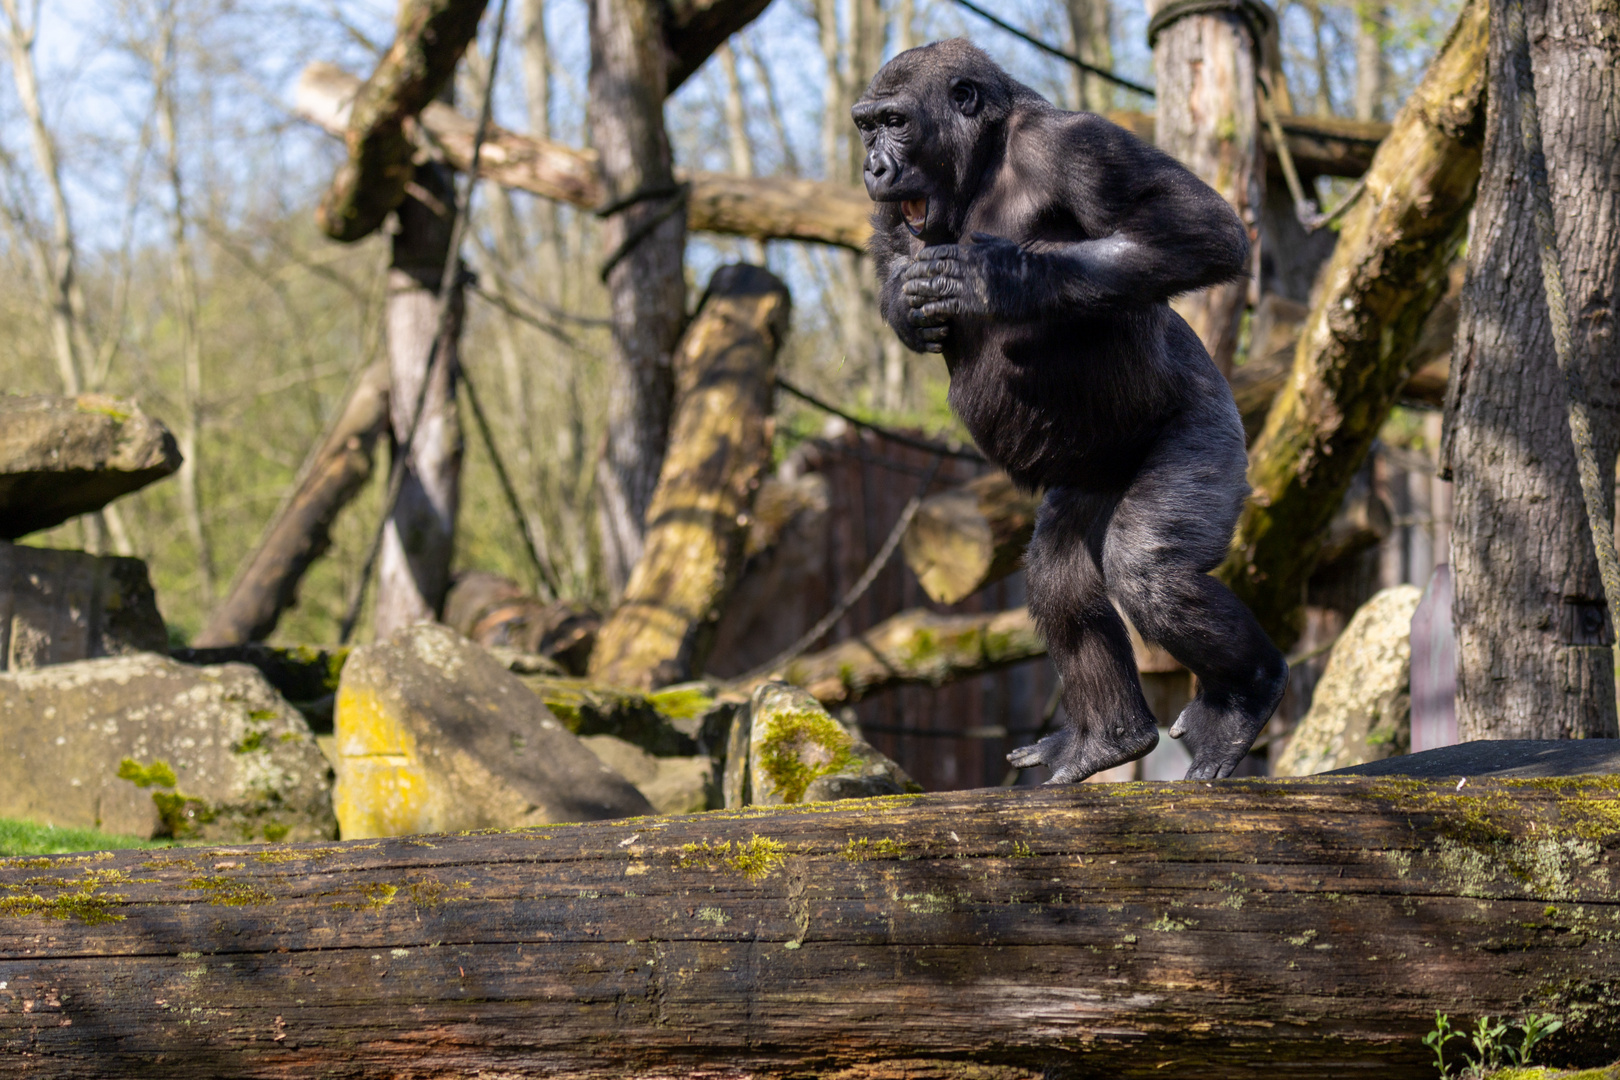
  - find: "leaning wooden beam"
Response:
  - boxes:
[4,778,1617,1076]
[295,64,1385,253]
[194,362,391,647]
[1219,0,1487,648]
[315,0,488,243]
[740,605,1046,707]
[587,266,790,689]
[664,0,776,93]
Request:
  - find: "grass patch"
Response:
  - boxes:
[0,817,171,857]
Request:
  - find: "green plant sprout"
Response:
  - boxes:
[1424,1010,1565,1078]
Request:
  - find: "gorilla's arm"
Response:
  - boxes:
[902,113,1249,328]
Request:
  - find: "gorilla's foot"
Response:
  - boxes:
[1169,678,1287,780]
[1007,718,1159,784]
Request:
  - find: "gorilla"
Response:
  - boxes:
[853,39,1288,782]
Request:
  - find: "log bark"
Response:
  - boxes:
[1218,0,1487,649]
[1444,0,1620,740]
[3,777,1617,1077]
[315,0,488,243]
[1148,0,1264,375]
[196,362,391,647]
[742,605,1047,708]
[901,471,1038,606]
[589,265,789,689]
[295,64,1383,255]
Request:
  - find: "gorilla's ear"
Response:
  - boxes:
[949,78,981,117]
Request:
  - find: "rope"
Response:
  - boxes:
[459,362,562,600]
[1505,0,1620,666]
[946,0,1155,98]
[339,0,512,644]
[598,181,691,282]
[736,454,946,684]
[775,375,985,462]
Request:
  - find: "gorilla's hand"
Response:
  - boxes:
[900,234,1041,349]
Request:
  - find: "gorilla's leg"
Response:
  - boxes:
[1010,486,1160,782]
[1103,400,1288,781]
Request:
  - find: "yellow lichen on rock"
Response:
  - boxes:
[332,682,430,840]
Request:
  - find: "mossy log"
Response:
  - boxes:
[741,606,1047,708]
[588,266,789,689]
[3,777,1618,1077]
[314,0,488,243]
[195,363,390,647]
[1218,0,1486,649]
[296,63,1383,253]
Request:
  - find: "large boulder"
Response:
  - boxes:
[332,623,654,838]
[1275,585,1423,776]
[0,541,169,669]
[0,653,335,841]
[579,735,715,815]
[0,393,181,539]
[726,681,920,806]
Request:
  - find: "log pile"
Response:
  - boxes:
[3,776,1617,1077]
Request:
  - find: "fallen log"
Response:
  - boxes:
[902,471,1038,606]
[295,64,1384,253]
[3,777,1616,1076]
[196,362,390,647]
[742,605,1047,708]
[588,265,789,688]
[1219,0,1487,648]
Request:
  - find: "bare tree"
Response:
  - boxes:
[1353,1,1388,120]
[1065,0,1114,113]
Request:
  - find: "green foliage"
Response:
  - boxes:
[1426,1010,1565,1078]
[0,818,170,857]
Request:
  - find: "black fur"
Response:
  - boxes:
[854,40,1288,781]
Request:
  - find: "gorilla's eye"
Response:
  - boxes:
[883,112,906,128]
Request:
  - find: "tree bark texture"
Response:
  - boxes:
[3,778,1619,1077]
[742,606,1047,708]
[315,0,488,243]
[1444,0,1620,740]
[587,0,687,594]
[663,0,775,93]
[1148,1,1264,375]
[588,265,790,689]
[1065,0,1113,113]
[375,165,466,637]
[1220,0,1487,649]
[196,362,391,647]
[295,64,1382,256]
[901,471,1039,606]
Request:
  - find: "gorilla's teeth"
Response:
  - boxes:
[901,198,927,229]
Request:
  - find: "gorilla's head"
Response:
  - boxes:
[851,39,1031,243]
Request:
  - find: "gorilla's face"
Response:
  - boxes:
[853,44,998,243]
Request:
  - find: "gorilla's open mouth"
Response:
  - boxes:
[901,198,928,236]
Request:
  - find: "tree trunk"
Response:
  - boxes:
[196,362,391,647]
[4,778,1618,1077]
[588,0,687,593]
[588,265,789,689]
[1443,0,1620,740]
[375,162,466,637]
[1065,0,1114,113]
[1353,2,1388,121]
[1220,0,1487,649]
[1147,0,1264,376]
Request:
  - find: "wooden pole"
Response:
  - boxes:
[3,777,1616,1076]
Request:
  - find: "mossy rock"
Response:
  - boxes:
[743,682,920,805]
